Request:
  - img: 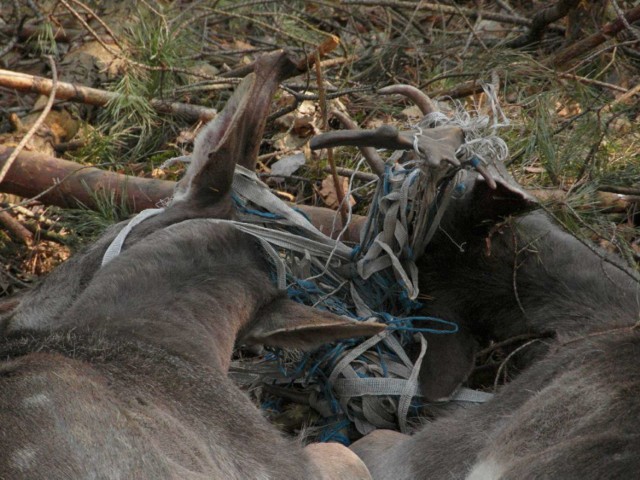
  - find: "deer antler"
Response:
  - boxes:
[330,109,386,177]
[309,124,463,169]
[378,84,438,116]
[377,84,497,188]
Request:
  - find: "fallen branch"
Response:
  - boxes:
[430,80,485,100]
[550,5,640,68]
[1,153,634,244]
[220,35,340,78]
[506,0,581,48]
[0,69,221,122]
[0,146,174,211]
[529,188,640,213]
[0,56,58,185]
[315,48,348,227]
[0,210,33,246]
[1,23,100,43]
[0,147,365,241]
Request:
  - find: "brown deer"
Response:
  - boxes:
[312,87,640,479]
[0,51,383,479]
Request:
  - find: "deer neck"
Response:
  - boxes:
[61,222,274,373]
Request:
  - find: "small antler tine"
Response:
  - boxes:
[470,158,497,190]
[446,156,461,168]
[378,84,439,116]
[330,109,386,177]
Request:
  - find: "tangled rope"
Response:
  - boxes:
[230,92,508,439]
[105,87,508,441]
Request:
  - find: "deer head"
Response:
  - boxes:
[0,49,383,479]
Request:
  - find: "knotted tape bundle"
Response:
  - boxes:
[104,88,508,440]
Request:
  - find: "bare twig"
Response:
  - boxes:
[430,79,484,100]
[0,24,83,43]
[475,332,553,359]
[556,72,628,93]
[323,165,378,182]
[0,56,58,186]
[611,0,640,42]
[494,339,543,390]
[280,85,374,101]
[601,82,640,112]
[0,69,221,121]
[0,0,21,58]
[495,0,517,16]
[58,0,231,81]
[0,36,18,59]
[599,185,640,197]
[315,50,349,227]
[221,35,341,79]
[66,0,125,49]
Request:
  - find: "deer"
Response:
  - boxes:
[0,50,384,479]
[310,86,640,478]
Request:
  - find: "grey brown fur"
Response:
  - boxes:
[352,174,640,479]
[0,51,379,480]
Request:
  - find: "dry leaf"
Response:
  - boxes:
[401,105,424,122]
[270,153,306,177]
[555,100,582,118]
[320,175,356,209]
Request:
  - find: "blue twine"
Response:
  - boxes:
[261,397,282,412]
[292,206,311,222]
[231,157,462,440]
[319,418,352,445]
[232,193,283,219]
[275,350,310,379]
[398,290,424,314]
[380,312,459,334]
[383,164,392,195]
[375,343,389,377]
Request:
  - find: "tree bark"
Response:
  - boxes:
[0,146,174,211]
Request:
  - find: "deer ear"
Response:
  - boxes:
[417,327,477,402]
[174,51,299,207]
[173,73,256,207]
[240,296,386,350]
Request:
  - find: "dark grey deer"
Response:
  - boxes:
[349,169,640,479]
[0,51,382,479]
[311,87,640,478]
